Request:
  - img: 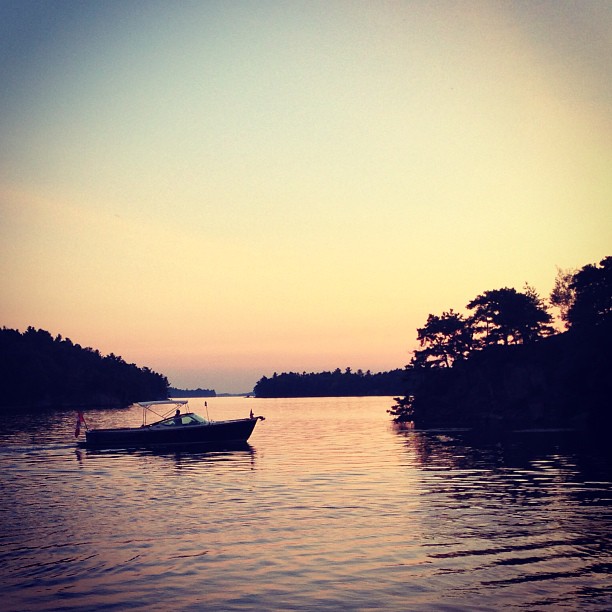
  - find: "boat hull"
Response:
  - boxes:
[84,418,258,449]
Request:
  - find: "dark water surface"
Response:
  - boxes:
[0,397,610,611]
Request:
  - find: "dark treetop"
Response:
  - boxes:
[390,256,612,429]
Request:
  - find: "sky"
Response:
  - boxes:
[1,0,610,393]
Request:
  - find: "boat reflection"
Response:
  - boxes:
[74,441,257,469]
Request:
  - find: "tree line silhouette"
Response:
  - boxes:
[253,368,406,398]
[389,256,611,428]
[4,256,608,413]
[169,386,216,398]
[0,327,169,409]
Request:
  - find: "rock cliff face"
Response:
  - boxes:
[410,322,612,429]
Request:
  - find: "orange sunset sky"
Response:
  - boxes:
[1,1,610,392]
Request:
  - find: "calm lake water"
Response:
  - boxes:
[1,397,610,611]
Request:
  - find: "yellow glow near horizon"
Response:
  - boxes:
[1,1,610,392]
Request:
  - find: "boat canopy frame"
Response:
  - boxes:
[136,400,189,426]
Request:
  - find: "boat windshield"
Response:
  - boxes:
[156,413,209,427]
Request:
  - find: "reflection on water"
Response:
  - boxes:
[395,427,611,608]
[75,442,256,466]
[1,397,610,611]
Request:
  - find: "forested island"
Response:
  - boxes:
[0,327,169,409]
[169,387,216,398]
[253,368,406,398]
[389,256,611,429]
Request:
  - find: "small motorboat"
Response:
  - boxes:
[79,400,265,449]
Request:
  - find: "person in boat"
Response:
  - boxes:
[174,408,182,425]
